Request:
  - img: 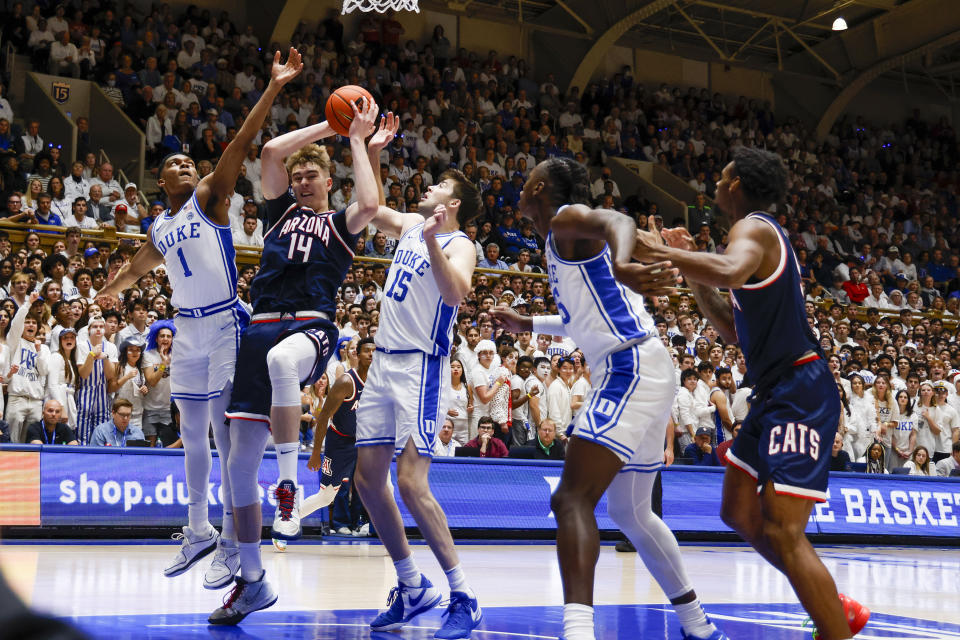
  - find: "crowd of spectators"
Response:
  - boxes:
[0,1,959,478]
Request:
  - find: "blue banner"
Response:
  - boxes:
[13,446,960,537]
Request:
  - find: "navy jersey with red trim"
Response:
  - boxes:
[250,190,358,316]
[330,368,364,437]
[729,213,818,381]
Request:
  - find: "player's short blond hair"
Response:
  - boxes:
[285,144,332,175]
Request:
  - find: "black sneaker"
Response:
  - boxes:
[615,539,636,553]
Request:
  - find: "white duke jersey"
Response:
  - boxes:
[545,231,655,366]
[375,222,467,356]
[149,191,237,310]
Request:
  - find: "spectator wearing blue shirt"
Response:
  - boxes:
[502,172,524,207]
[683,427,720,466]
[140,200,165,234]
[478,242,509,271]
[90,399,145,447]
[926,248,953,284]
[29,193,64,229]
[496,212,524,258]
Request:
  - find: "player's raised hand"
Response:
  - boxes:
[368,111,399,152]
[490,304,533,333]
[613,261,681,298]
[422,203,449,239]
[661,226,697,251]
[348,96,378,140]
[94,291,118,311]
[270,48,303,86]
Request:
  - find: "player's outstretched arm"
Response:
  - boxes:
[199,48,303,224]
[551,204,680,297]
[342,99,382,234]
[490,304,569,337]
[95,238,164,307]
[423,205,475,306]
[639,219,767,290]
[306,373,354,472]
[344,111,399,234]
[260,120,336,200]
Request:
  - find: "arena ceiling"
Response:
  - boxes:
[423,0,960,93]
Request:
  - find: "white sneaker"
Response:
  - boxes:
[353,523,371,537]
[163,526,218,578]
[270,479,302,541]
[336,526,353,535]
[203,538,239,589]
[208,572,278,625]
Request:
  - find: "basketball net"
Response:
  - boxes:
[342,0,419,13]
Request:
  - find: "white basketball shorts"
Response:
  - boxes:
[355,349,450,457]
[569,337,675,471]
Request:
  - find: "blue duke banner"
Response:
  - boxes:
[10,446,960,537]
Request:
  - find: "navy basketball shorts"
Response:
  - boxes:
[320,429,358,487]
[226,314,338,426]
[727,356,840,502]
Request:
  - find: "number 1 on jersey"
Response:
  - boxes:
[176,247,193,277]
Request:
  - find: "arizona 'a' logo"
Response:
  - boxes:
[52,81,70,104]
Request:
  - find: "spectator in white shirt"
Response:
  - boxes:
[545,356,576,429]
[432,418,462,457]
[63,161,90,203]
[88,163,122,211]
[331,178,356,211]
[863,283,892,309]
[232,211,264,247]
[63,197,100,229]
[48,31,79,77]
[152,72,181,105]
[676,369,708,450]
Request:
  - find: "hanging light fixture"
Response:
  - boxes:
[832,17,848,31]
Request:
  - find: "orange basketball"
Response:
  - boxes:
[325,85,376,136]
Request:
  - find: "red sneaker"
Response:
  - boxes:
[839,593,870,636]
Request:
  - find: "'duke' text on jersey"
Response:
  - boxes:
[155,222,201,255]
[392,248,429,276]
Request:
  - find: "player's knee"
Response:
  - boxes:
[759,518,799,555]
[396,470,425,504]
[265,345,294,379]
[607,497,643,530]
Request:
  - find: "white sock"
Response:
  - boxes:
[188,507,214,538]
[563,603,595,640]
[394,554,420,586]
[444,564,475,598]
[276,442,300,486]
[674,598,716,638]
[221,508,236,543]
[239,541,263,582]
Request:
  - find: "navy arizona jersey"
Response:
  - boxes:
[330,368,364,438]
[251,190,359,316]
[729,213,819,381]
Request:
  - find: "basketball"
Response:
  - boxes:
[325,85,376,136]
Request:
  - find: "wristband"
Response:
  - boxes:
[526,393,532,399]
[532,314,566,336]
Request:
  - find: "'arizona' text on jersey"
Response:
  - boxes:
[252,191,358,316]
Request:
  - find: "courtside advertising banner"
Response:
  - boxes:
[5,447,959,537]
